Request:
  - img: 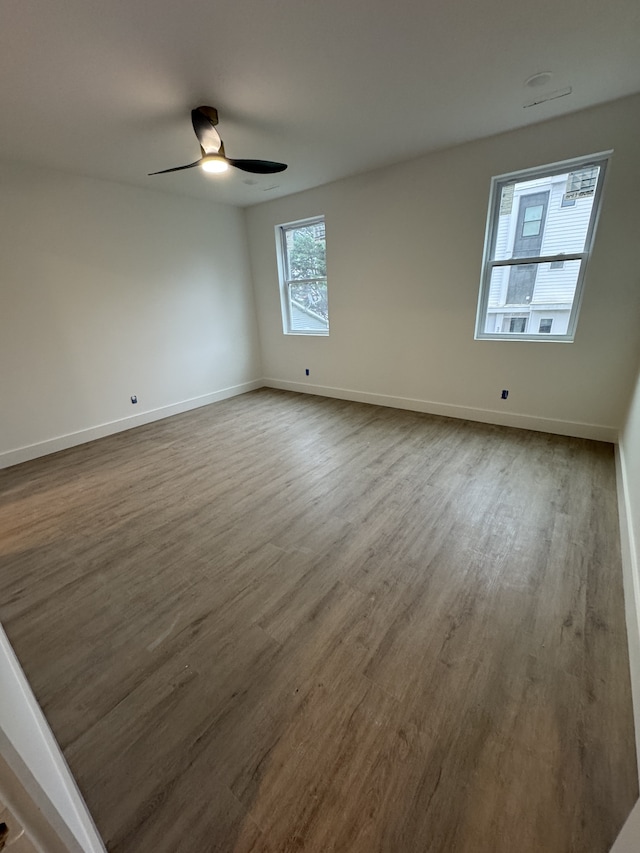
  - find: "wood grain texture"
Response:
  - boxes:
[0,389,636,852]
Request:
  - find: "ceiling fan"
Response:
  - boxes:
[148,106,287,177]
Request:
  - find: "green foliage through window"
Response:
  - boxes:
[288,228,326,280]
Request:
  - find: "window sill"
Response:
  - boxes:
[284,330,329,337]
[475,333,574,343]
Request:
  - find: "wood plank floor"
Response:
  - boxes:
[0,389,637,852]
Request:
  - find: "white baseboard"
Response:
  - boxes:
[616,444,640,784]
[263,379,617,442]
[0,380,263,469]
[3,379,616,471]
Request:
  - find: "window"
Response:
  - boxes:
[475,152,609,341]
[566,166,599,199]
[494,313,528,333]
[276,216,328,335]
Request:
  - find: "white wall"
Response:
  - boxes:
[621,361,640,594]
[0,162,262,467]
[618,359,640,787]
[245,94,640,441]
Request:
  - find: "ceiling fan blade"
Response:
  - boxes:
[228,159,288,174]
[148,159,203,176]
[191,107,222,155]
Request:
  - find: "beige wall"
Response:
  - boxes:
[245,95,640,440]
[0,163,262,466]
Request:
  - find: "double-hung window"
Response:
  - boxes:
[276,216,329,335]
[475,153,610,341]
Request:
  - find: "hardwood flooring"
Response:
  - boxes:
[0,389,636,852]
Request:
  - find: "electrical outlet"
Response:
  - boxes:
[131,395,138,404]
[0,808,25,849]
[305,369,310,376]
[501,390,509,400]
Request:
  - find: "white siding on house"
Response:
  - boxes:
[487,268,505,307]
[540,183,593,255]
[533,179,594,305]
[290,301,329,331]
[532,260,581,306]
[488,214,509,306]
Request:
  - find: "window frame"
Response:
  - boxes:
[474,152,611,343]
[275,215,329,336]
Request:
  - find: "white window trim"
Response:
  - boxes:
[276,215,329,336]
[474,151,611,343]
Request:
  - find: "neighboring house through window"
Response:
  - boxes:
[276,216,328,335]
[475,153,610,341]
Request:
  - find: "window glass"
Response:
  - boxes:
[476,154,609,341]
[522,204,544,237]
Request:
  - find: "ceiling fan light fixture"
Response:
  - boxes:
[148,107,287,177]
[201,156,229,174]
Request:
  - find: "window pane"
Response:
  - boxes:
[522,220,541,237]
[285,224,326,281]
[484,260,581,335]
[566,166,599,198]
[289,281,328,331]
[493,168,600,261]
[523,205,543,222]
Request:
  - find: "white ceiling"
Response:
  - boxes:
[2,0,639,207]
